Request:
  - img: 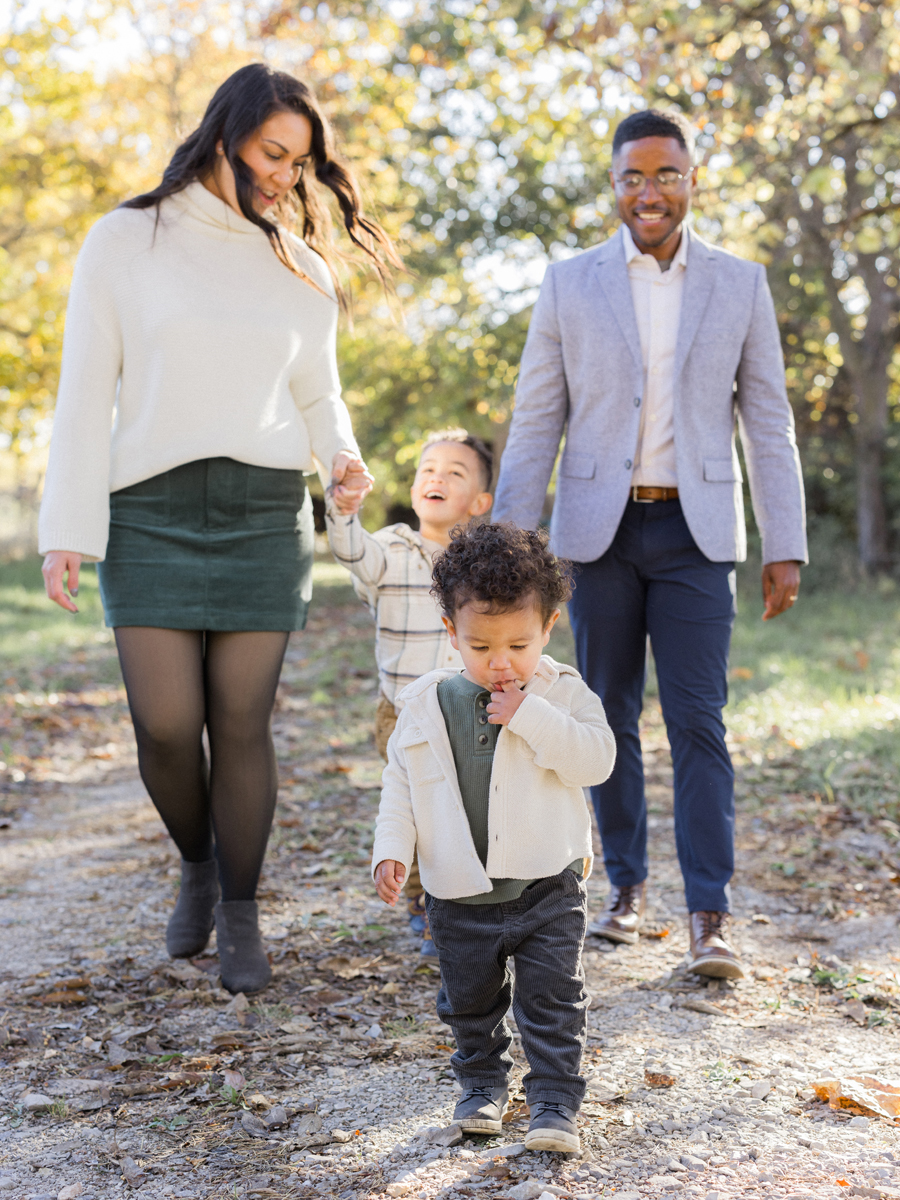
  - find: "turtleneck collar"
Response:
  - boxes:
[171,180,267,237]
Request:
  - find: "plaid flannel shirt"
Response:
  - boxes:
[325,500,462,707]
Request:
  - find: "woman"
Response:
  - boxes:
[39,63,398,993]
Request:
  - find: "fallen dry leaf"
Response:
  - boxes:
[121,1156,146,1188]
[38,990,90,1006]
[221,1068,246,1091]
[484,1163,511,1178]
[263,1105,288,1129]
[210,1032,249,1050]
[240,1110,269,1138]
[675,996,727,1017]
[107,1043,136,1067]
[812,1076,900,1120]
[842,999,869,1026]
[320,953,382,980]
[645,1070,677,1088]
[277,1019,313,1036]
[295,1113,323,1135]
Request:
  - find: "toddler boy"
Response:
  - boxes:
[372,523,616,1154]
[326,429,493,948]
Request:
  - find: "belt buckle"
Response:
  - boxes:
[632,485,654,503]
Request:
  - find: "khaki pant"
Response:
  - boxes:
[375,693,421,897]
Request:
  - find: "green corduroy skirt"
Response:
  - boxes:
[97,457,314,631]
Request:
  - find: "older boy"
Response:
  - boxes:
[373,523,616,1154]
[326,429,493,950]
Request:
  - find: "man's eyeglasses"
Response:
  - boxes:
[614,170,690,194]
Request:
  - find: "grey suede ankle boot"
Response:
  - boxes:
[166,858,220,958]
[215,900,272,994]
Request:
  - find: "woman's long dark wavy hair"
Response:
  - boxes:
[121,63,401,306]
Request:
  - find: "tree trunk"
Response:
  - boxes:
[852,369,890,574]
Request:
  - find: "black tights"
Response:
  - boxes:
[114,628,289,901]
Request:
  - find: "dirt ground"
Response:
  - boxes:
[0,574,899,1200]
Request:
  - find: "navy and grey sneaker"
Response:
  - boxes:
[523,1101,580,1153]
[420,936,439,958]
[452,1085,510,1134]
[407,892,427,935]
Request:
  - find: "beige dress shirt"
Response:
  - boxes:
[623,223,689,488]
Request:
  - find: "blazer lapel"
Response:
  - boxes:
[674,230,717,377]
[594,228,642,371]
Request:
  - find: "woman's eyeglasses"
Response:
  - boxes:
[614,170,690,194]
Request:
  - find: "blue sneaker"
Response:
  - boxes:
[408,892,427,935]
[420,936,439,958]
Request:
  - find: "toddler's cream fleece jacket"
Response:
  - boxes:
[373,656,616,900]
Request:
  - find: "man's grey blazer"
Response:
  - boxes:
[492,225,807,566]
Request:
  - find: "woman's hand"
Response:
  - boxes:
[331,451,374,515]
[42,551,83,613]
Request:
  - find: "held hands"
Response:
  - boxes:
[486,681,527,725]
[42,551,83,613]
[331,451,374,516]
[374,859,406,906]
[761,560,801,621]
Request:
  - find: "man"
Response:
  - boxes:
[492,109,806,979]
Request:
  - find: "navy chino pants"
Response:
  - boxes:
[568,499,736,914]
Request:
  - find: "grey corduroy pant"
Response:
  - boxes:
[425,869,589,1108]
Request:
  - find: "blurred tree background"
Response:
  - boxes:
[1,0,899,577]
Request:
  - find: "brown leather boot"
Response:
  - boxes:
[688,911,746,980]
[587,882,646,944]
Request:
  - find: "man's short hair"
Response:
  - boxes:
[612,109,696,160]
[421,428,493,492]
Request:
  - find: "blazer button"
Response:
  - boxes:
[625,459,632,469]
[478,734,488,745]
[634,396,641,406]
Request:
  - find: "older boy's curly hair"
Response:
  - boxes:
[431,522,573,625]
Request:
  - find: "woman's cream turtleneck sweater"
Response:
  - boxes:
[38,182,360,561]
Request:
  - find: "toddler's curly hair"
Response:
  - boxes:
[431,522,573,625]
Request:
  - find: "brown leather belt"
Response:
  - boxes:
[632,485,679,502]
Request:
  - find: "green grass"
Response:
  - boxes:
[0,558,119,692]
[727,581,900,822]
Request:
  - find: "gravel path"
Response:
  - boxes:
[1,591,899,1200]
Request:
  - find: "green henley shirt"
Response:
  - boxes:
[435,672,581,905]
